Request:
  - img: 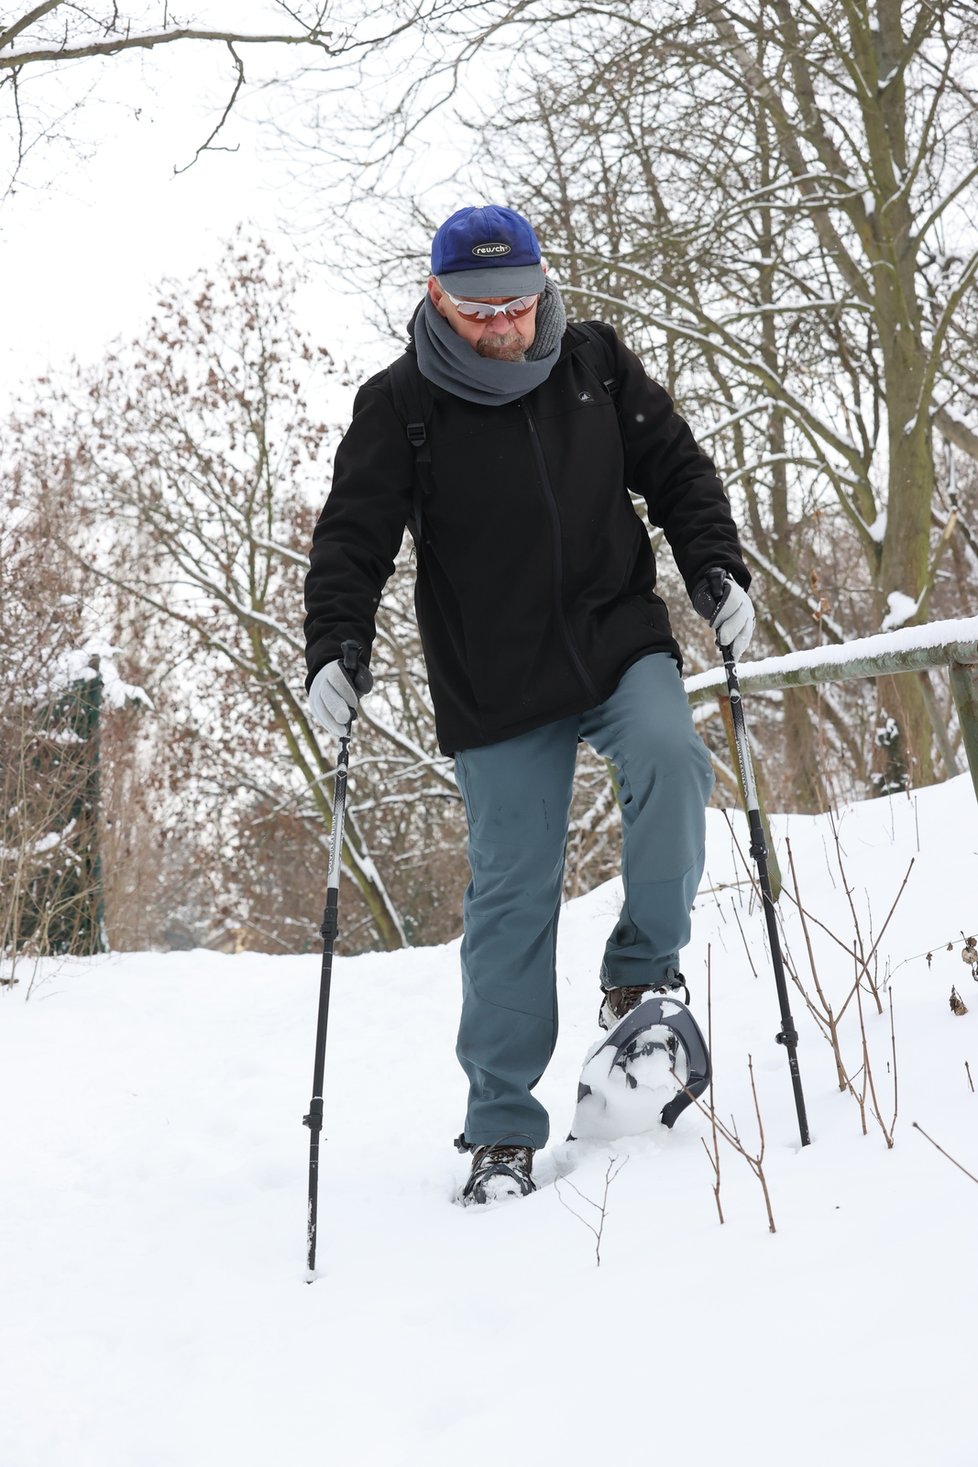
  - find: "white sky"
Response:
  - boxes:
[0,4,562,417]
[0,31,405,403]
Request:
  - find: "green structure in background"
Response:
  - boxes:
[18,662,107,956]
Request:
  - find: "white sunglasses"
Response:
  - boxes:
[444,290,541,322]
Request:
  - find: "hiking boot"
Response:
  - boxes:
[598,971,689,1031]
[459,1141,536,1206]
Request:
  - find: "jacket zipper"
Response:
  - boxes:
[520,399,600,703]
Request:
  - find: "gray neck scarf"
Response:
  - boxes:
[413,277,567,406]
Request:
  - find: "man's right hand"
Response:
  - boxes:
[692,568,755,663]
[308,660,362,738]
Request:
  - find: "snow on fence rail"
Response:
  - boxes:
[685,615,978,804]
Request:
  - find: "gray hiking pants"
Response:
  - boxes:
[453,653,714,1150]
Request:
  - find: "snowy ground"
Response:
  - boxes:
[3,776,978,1466]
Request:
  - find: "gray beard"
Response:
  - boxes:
[475,333,527,363]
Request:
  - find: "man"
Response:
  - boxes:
[304,204,754,1205]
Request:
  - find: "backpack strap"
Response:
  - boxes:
[575,320,620,404]
[387,350,434,548]
[388,326,619,549]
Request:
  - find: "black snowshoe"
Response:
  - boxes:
[457,1140,536,1206]
[571,991,711,1141]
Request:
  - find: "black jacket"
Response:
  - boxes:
[304,319,748,754]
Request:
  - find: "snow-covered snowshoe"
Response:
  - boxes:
[458,1142,536,1206]
[570,992,711,1142]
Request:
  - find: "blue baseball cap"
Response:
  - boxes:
[431,204,546,297]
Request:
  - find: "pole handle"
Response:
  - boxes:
[340,639,374,701]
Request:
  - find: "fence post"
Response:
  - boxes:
[949,661,978,806]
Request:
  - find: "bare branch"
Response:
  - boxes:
[0,2,67,52]
[935,404,978,463]
[0,25,339,70]
[912,1121,978,1185]
[173,40,245,175]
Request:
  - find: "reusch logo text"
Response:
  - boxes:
[471,242,512,257]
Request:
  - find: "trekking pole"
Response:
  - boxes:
[717,636,811,1149]
[303,640,373,1278]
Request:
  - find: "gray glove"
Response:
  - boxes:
[692,569,756,663]
[308,659,363,738]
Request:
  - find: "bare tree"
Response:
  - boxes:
[0,1,466,198]
[463,1,978,798]
[7,236,480,951]
[296,0,978,802]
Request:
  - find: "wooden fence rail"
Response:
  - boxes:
[684,615,978,806]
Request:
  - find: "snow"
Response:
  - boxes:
[572,1022,686,1141]
[42,638,153,711]
[941,403,977,432]
[0,824,76,860]
[868,508,887,542]
[881,590,920,631]
[3,776,978,1465]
